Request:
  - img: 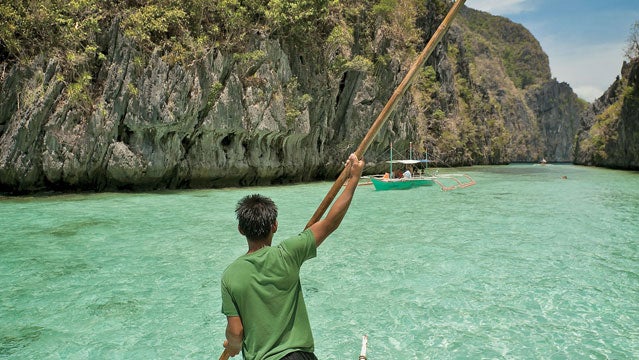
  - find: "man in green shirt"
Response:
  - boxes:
[221,153,364,359]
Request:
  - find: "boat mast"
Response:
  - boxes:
[425,146,428,169]
[390,142,394,178]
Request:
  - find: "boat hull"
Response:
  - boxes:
[369,176,435,190]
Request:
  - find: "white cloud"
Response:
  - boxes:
[544,41,625,102]
[573,85,606,102]
[466,0,534,15]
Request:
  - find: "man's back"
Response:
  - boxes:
[221,229,317,359]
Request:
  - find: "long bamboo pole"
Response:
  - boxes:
[219,2,466,359]
[304,0,466,229]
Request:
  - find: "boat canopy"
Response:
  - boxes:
[385,159,431,164]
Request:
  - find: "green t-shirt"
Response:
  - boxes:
[221,229,317,360]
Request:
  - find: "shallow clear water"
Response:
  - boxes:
[1,164,638,359]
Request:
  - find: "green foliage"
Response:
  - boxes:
[265,0,328,35]
[67,72,93,109]
[0,3,21,59]
[343,55,374,72]
[447,43,460,62]
[373,0,421,51]
[577,85,639,163]
[121,5,187,49]
[456,76,472,101]
[586,86,628,161]
[461,9,551,89]
[0,0,458,136]
[327,24,352,46]
[284,77,313,126]
[0,0,109,118]
[440,128,463,156]
[233,50,268,64]
[285,93,313,126]
[328,53,373,77]
[326,23,354,57]
[127,82,139,98]
[625,20,639,60]
[208,0,265,47]
[201,81,225,116]
[234,50,268,79]
[209,82,224,104]
[432,109,445,120]
[416,65,438,94]
[0,0,107,61]
[502,46,537,88]
[0,0,430,70]
[372,0,397,18]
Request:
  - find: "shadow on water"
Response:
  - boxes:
[87,298,142,317]
[43,219,117,238]
[0,326,45,356]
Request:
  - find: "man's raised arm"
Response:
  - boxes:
[309,153,364,247]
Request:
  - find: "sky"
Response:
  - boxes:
[465,0,639,102]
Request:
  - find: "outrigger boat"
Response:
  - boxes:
[368,143,476,191]
[369,142,436,190]
[369,159,436,190]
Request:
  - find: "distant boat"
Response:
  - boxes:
[534,158,551,167]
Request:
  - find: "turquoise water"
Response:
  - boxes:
[1,164,638,359]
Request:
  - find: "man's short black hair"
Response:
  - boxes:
[235,194,278,241]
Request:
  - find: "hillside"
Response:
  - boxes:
[574,58,639,169]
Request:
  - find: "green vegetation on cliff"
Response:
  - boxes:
[574,21,639,169]
[0,0,332,66]
[2,0,597,193]
[0,0,450,92]
[576,59,639,168]
[1,0,546,95]
[458,7,550,89]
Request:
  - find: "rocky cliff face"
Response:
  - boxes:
[424,7,587,165]
[0,26,332,192]
[574,58,639,169]
[0,6,591,193]
[526,81,586,162]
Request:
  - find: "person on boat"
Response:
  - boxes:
[220,153,365,360]
[403,169,412,179]
[394,169,403,179]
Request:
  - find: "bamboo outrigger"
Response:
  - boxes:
[433,173,476,191]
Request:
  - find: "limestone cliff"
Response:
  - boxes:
[0,5,590,193]
[445,7,587,165]
[574,58,639,169]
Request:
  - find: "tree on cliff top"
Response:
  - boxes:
[625,20,639,60]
